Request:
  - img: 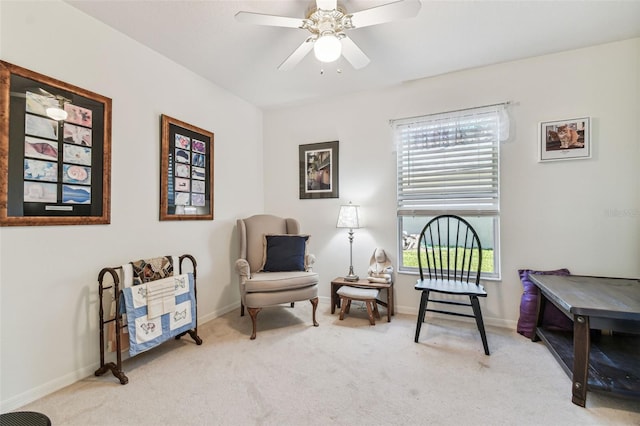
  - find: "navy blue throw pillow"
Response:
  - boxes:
[262,235,308,272]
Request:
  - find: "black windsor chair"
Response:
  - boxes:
[414,214,490,355]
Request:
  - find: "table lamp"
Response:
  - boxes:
[336,202,360,282]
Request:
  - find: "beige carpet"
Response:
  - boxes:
[15,302,640,425]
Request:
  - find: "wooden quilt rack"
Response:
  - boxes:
[94,254,202,384]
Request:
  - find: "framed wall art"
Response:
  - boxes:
[539,117,591,162]
[0,61,112,226]
[299,140,339,199]
[160,114,214,221]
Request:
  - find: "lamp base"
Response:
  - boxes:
[344,274,359,282]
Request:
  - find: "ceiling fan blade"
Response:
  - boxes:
[278,38,315,71]
[316,0,337,10]
[341,36,370,69]
[235,11,304,28]
[350,0,421,28]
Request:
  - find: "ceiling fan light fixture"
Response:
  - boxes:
[314,34,342,63]
[46,106,68,121]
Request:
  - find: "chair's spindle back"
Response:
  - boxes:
[417,215,482,285]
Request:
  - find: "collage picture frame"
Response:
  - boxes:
[0,61,112,226]
[160,114,214,221]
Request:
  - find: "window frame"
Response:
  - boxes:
[398,214,501,280]
[393,104,507,280]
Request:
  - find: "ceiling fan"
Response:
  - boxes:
[235,0,421,71]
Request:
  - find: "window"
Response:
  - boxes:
[393,104,508,280]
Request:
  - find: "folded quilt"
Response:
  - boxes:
[147,278,176,319]
[123,273,195,357]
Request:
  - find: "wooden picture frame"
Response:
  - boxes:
[0,61,112,226]
[539,117,591,162]
[299,141,339,199]
[160,114,214,221]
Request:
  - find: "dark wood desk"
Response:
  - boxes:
[331,277,394,322]
[530,274,640,407]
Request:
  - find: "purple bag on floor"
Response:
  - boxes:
[517,268,573,338]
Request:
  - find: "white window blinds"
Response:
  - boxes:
[393,104,508,216]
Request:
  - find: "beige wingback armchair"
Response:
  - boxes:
[235,214,319,339]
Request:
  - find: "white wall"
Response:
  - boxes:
[263,38,640,327]
[2,0,639,412]
[0,1,263,410]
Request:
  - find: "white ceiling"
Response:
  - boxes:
[65,0,640,110]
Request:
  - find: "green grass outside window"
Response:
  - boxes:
[402,247,494,273]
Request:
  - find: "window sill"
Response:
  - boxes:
[398,269,502,282]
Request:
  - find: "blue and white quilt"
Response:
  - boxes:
[122,273,196,357]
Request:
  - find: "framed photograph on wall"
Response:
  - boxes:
[299,141,339,199]
[0,61,112,226]
[160,114,214,221]
[539,117,591,162]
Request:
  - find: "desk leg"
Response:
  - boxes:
[572,315,590,407]
[331,282,342,314]
[531,290,547,342]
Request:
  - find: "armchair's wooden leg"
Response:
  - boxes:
[247,307,261,340]
[290,302,295,308]
[240,302,245,317]
[310,297,319,327]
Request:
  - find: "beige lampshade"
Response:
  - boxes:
[336,203,360,229]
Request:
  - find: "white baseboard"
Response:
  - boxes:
[198,301,240,325]
[318,295,517,330]
[2,299,514,412]
[1,301,241,412]
[1,364,99,412]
